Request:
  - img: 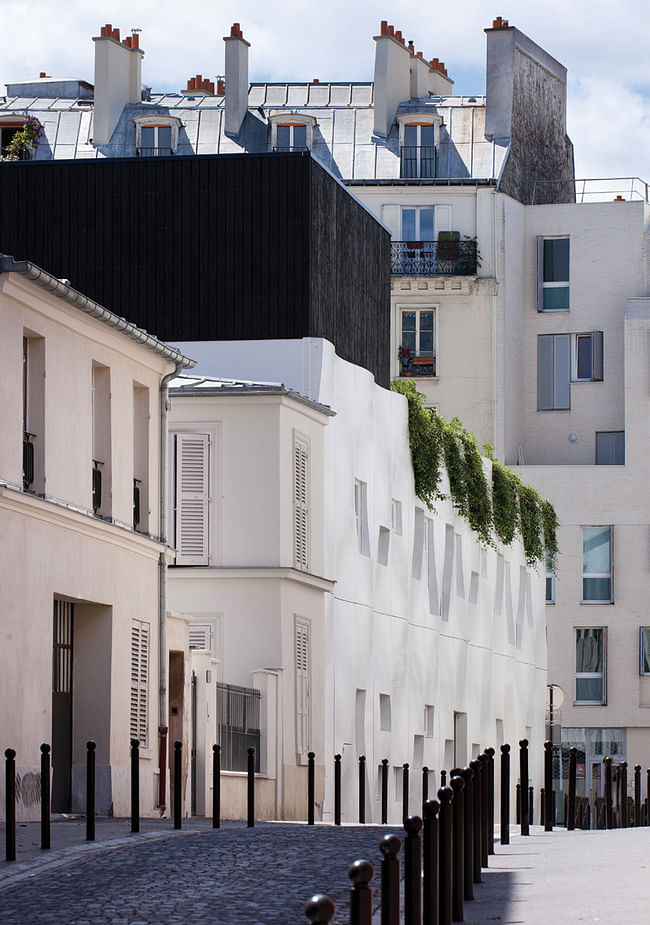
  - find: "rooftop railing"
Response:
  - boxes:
[524,177,650,204]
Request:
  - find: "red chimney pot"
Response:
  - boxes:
[111,28,120,42]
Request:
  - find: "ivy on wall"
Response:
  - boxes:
[391,379,559,569]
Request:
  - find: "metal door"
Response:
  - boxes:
[52,600,74,812]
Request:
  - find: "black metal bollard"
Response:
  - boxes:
[450,773,465,922]
[528,787,534,829]
[620,761,628,828]
[519,740,529,836]
[380,833,401,925]
[515,783,521,824]
[359,755,366,824]
[647,769,650,827]
[334,754,342,825]
[423,801,439,925]
[460,767,474,901]
[349,859,374,925]
[5,748,16,862]
[423,766,429,807]
[479,754,489,868]
[438,786,454,925]
[540,789,545,827]
[212,744,221,828]
[468,759,481,884]
[544,741,553,831]
[86,741,96,841]
[486,748,495,855]
[604,756,613,829]
[308,751,315,825]
[305,895,336,924]
[500,745,510,846]
[173,740,182,829]
[247,746,255,827]
[381,758,389,824]
[404,815,422,925]
[40,743,50,851]
[403,763,410,823]
[635,765,642,827]
[441,770,447,787]
[130,738,140,833]
[567,747,577,830]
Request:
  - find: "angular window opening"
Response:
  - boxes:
[595,431,624,465]
[354,479,370,557]
[379,693,392,732]
[537,237,569,311]
[575,627,606,704]
[574,332,604,382]
[92,363,111,518]
[133,383,149,533]
[582,526,613,603]
[22,333,45,493]
[640,628,650,677]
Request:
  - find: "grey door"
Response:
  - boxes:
[52,600,73,812]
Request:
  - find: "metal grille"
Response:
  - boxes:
[400,145,436,178]
[217,683,261,772]
[92,461,102,513]
[390,240,478,276]
[133,480,141,528]
[53,600,74,693]
[23,435,34,489]
[136,147,174,157]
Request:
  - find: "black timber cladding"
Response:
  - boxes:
[0,152,390,386]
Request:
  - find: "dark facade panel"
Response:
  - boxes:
[0,152,390,385]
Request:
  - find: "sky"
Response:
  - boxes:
[1,0,649,179]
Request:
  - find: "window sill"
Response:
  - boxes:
[580,600,614,605]
[573,701,607,707]
[398,374,439,381]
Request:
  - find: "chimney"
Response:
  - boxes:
[373,21,412,139]
[428,58,454,96]
[223,22,250,136]
[92,24,144,145]
[409,49,431,98]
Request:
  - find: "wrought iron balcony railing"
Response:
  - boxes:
[23,434,34,489]
[400,145,436,179]
[391,240,478,276]
[272,146,309,153]
[92,460,103,513]
[136,147,174,157]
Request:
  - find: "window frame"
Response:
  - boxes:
[269,113,315,152]
[573,332,604,383]
[640,627,650,677]
[354,478,370,557]
[575,626,607,705]
[537,236,570,312]
[582,526,614,604]
[399,306,437,378]
[545,551,555,604]
[133,116,181,156]
[595,431,625,466]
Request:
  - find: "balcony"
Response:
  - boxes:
[22,434,34,490]
[136,147,174,157]
[391,238,478,277]
[400,145,436,179]
[92,460,103,514]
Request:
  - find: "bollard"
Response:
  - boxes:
[381,758,389,824]
[540,788,545,827]
[247,746,255,828]
[40,743,50,851]
[486,748,495,855]
[620,762,628,828]
[130,739,140,833]
[173,740,182,829]
[305,894,336,924]
[308,751,315,825]
[334,754,342,825]
[544,741,553,831]
[5,748,16,862]
[380,833,401,925]
[423,766,429,807]
[359,755,366,824]
[349,859,374,925]
[438,786,454,925]
[86,741,96,842]
[519,740,529,836]
[423,801,439,925]
[480,754,489,868]
[528,787,534,829]
[634,765,641,827]
[500,745,510,846]
[515,783,521,824]
[450,773,465,922]
[403,763,410,823]
[604,756,613,829]
[404,815,422,925]
[468,759,482,884]
[441,770,447,787]
[460,767,474,901]
[647,769,650,827]
[567,747,577,831]
[212,744,221,828]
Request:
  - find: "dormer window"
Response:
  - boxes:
[396,113,442,179]
[133,116,182,157]
[269,113,316,154]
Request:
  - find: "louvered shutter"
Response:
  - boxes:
[176,433,210,565]
[295,620,311,757]
[130,620,150,748]
[293,436,309,571]
[189,623,213,651]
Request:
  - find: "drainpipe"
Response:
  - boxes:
[158,360,183,814]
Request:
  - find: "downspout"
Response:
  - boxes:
[158,360,183,814]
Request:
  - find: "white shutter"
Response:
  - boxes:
[130,620,150,748]
[295,619,311,758]
[293,435,310,571]
[176,433,210,565]
[435,204,452,235]
[381,204,400,239]
[189,623,213,651]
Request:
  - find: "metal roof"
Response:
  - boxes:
[169,374,335,415]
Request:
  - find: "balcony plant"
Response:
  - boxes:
[2,116,43,161]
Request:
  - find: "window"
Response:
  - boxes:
[295,618,311,758]
[400,308,436,377]
[354,479,370,556]
[575,627,606,704]
[537,237,569,311]
[596,431,624,465]
[217,683,261,771]
[574,332,603,382]
[170,433,210,565]
[582,526,613,603]
[22,333,45,493]
[379,693,392,731]
[391,499,403,535]
[401,123,436,178]
[537,334,570,411]
[275,123,308,152]
[545,551,555,604]
[293,433,310,571]
[640,628,650,676]
[92,363,111,518]
[424,704,435,738]
[130,620,150,747]
[133,384,149,532]
[401,207,434,243]
[189,623,214,652]
[138,124,172,156]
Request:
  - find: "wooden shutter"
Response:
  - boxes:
[293,435,309,571]
[295,619,311,757]
[176,433,210,565]
[591,331,604,381]
[130,620,150,748]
